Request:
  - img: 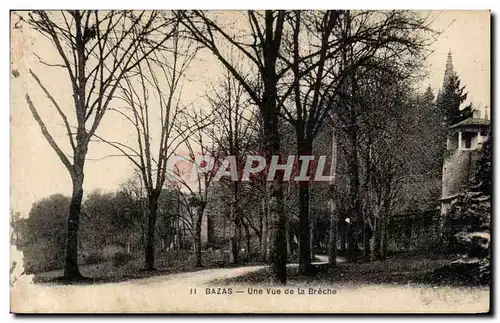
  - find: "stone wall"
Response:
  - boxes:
[442,150,475,198]
[441,149,481,216]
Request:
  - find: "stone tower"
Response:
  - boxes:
[440,114,490,215]
[439,50,491,218]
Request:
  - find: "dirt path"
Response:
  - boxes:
[11,257,489,314]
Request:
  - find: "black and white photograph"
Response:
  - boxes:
[8,8,491,313]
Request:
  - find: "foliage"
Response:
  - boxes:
[436,73,473,128]
[474,137,492,196]
[112,252,135,267]
[84,253,107,266]
[14,189,143,273]
[18,10,182,279]
[13,194,69,273]
[444,137,491,284]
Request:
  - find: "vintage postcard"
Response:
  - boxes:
[10,10,491,314]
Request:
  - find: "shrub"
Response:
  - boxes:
[83,252,106,266]
[439,137,491,285]
[20,243,65,274]
[479,256,490,284]
[112,252,134,267]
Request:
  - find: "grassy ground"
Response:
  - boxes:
[33,250,264,285]
[210,255,483,287]
[33,251,487,288]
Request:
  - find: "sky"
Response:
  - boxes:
[10,10,490,216]
[422,11,490,115]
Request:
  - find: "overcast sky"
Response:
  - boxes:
[10,10,490,216]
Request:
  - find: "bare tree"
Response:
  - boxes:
[327,127,339,267]
[119,171,149,252]
[276,10,344,273]
[18,10,177,279]
[205,69,258,264]
[357,76,442,261]
[177,10,289,284]
[171,110,216,267]
[251,9,432,271]
[307,10,435,263]
[96,26,198,270]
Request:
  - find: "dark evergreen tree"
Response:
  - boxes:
[436,72,473,128]
[420,85,447,174]
[423,84,435,103]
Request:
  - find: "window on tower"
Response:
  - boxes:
[462,132,473,149]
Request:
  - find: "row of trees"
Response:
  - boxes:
[175,10,439,283]
[14,10,460,284]
[13,182,203,274]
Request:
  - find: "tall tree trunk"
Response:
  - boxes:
[245,227,251,255]
[261,191,269,261]
[298,184,312,273]
[230,182,240,264]
[242,219,251,255]
[363,221,371,262]
[347,222,355,262]
[173,221,179,250]
[141,230,146,251]
[286,215,292,256]
[309,214,315,261]
[263,92,286,284]
[297,138,312,274]
[328,127,338,267]
[363,134,373,263]
[347,127,360,263]
[259,199,264,252]
[327,200,338,268]
[229,219,241,264]
[380,215,387,260]
[195,202,206,267]
[145,192,159,270]
[207,215,214,245]
[268,176,286,284]
[262,11,287,284]
[340,222,347,253]
[64,169,84,279]
[372,218,381,261]
[341,10,361,264]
